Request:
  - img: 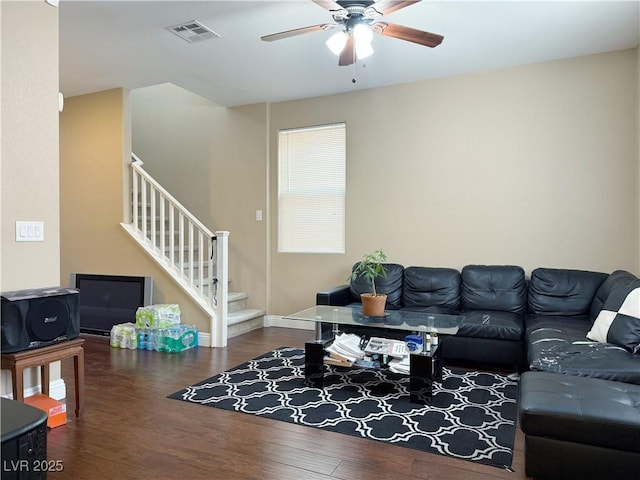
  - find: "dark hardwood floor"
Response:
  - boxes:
[49,328,529,479]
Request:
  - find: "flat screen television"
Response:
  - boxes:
[71,273,153,336]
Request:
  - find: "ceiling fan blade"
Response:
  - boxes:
[261,24,336,42]
[372,22,443,47]
[365,0,421,17]
[312,0,344,11]
[338,36,355,66]
[312,0,349,19]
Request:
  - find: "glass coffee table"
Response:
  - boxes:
[284,305,463,404]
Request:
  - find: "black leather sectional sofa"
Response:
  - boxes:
[317,264,640,380]
[316,264,640,479]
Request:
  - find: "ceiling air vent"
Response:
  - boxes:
[166,21,221,43]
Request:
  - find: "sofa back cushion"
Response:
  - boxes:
[461,265,527,313]
[402,267,460,311]
[350,263,404,310]
[589,270,638,322]
[528,268,607,316]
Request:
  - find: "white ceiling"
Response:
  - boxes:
[59,1,640,107]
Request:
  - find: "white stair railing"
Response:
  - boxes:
[122,153,228,347]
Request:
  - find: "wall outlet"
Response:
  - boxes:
[256,210,263,221]
[16,221,44,242]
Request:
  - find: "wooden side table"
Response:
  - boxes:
[1,337,85,417]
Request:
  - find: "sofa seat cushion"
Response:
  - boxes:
[402,266,460,311]
[528,268,607,316]
[519,371,640,453]
[461,265,526,313]
[525,314,592,337]
[526,315,640,384]
[457,310,523,340]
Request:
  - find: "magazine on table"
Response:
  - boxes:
[389,356,410,375]
[323,355,353,367]
[364,337,409,358]
[326,333,365,363]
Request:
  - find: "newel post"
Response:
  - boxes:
[212,231,229,347]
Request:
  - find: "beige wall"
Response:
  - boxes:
[269,49,639,315]
[59,89,210,333]
[1,0,60,396]
[82,49,639,321]
[1,1,60,290]
[131,84,268,310]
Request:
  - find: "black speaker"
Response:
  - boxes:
[1,287,80,353]
[1,398,48,480]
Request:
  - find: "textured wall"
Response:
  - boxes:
[59,88,211,336]
[1,0,61,396]
[131,84,269,311]
[70,49,639,321]
[269,49,639,315]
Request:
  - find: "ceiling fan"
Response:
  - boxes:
[261,0,444,66]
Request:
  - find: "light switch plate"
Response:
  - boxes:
[16,221,44,242]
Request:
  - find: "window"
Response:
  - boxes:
[278,123,346,253]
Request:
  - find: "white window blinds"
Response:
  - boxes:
[278,123,346,253]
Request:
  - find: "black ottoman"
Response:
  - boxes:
[519,371,640,480]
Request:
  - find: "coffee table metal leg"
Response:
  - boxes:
[410,342,444,404]
[315,322,323,342]
[305,341,325,388]
[409,353,436,404]
[434,355,443,383]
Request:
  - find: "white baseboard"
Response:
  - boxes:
[194,315,323,348]
[198,331,211,347]
[1,379,66,402]
[198,317,313,348]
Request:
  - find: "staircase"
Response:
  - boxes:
[228,292,266,338]
[120,154,264,346]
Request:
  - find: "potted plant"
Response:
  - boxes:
[350,249,388,317]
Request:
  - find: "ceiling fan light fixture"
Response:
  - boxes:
[353,23,374,59]
[355,40,374,59]
[353,23,373,44]
[262,0,444,67]
[326,30,348,55]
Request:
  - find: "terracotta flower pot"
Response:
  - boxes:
[361,293,387,317]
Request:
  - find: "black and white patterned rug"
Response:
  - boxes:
[168,347,518,469]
